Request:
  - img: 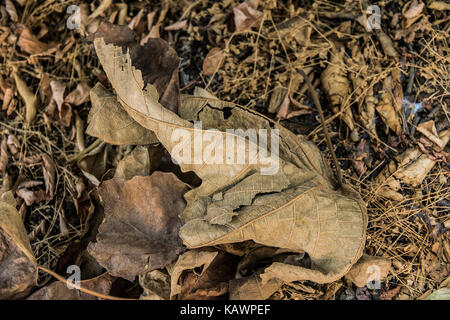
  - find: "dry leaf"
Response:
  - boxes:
[0,191,37,299]
[403,0,424,20]
[17,26,53,55]
[164,20,188,31]
[14,72,37,127]
[16,180,47,206]
[91,38,368,288]
[376,30,398,58]
[87,173,187,281]
[139,270,170,300]
[114,146,150,180]
[41,154,56,199]
[428,1,450,10]
[27,273,115,300]
[202,47,225,76]
[0,137,8,175]
[86,83,158,145]
[345,254,391,287]
[65,82,90,106]
[425,288,450,300]
[376,76,403,134]
[233,0,263,32]
[230,274,281,300]
[321,48,356,132]
[5,0,18,22]
[77,142,109,186]
[174,251,238,300]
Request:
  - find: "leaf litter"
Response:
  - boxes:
[0,0,449,301]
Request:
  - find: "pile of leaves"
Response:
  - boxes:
[0,0,449,300]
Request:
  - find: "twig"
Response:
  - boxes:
[67,138,102,163]
[297,69,343,189]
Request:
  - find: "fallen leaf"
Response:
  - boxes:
[87,173,187,281]
[345,254,391,287]
[164,20,188,31]
[27,273,115,300]
[425,288,450,300]
[202,47,225,76]
[65,82,90,106]
[428,1,450,10]
[0,191,37,299]
[139,270,170,300]
[114,146,150,180]
[5,0,18,22]
[17,26,53,55]
[91,37,367,288]
[86,83,158,145]
[233,0,263,32]
[403,0,424,20]
[0,137,8,175]
[41,154,56,199]
[77,142,109,186]
[14,72,38,127]
[380,285,401,300]
[6,135,20,155]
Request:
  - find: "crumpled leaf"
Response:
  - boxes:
[233,0,263,32]
[0,191,37,299]
[87,173,187,281]
[65,82,90,106]
[321,48,356,132]
[91,37,367,288]
[428,1,450,11]
[41,154,56,199]
[77,142,109,186]
[90,21,180,113]
[17,26,55,55]
[27,273,115,300]
[169,249,238,300]
[114,146,150,180]
[14,72,37,127]
[375,129,450,200]
[344,254,391,287]
[16,181,47,206]
[139,270,171,300]
[376,75,403,134]
[403,0,424,20]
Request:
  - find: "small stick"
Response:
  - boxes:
[297,69,343,189]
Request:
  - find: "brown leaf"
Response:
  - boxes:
[7,135,20,155]
[164,20,188,31]
[27,273,115,300]
[41,154,56,199]
[0,137,8,175]
[77,142,109,186]
[173,250,238,300]
[5,0,18,22]
[65,82,90,106]
[202,47,225,76]
[233,0,263,32]
[114,146,150,180]
[403,0,424,20]
[87,173,187,281]
[345,254,391,287]
[17,26,53,55]
[0,191,37,299]
[90,22,180,113]
[92,38,368,287]
[428,1,450,10]
[139,270,170,300]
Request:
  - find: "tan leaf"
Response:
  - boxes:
[0,191,37,299]
[41,154,56,199]
[86,83,158,145]
[403,0,424,19]
[428,1,450,10]
[5,0,18,21]
[114,146,150,180]
[87,173,187,281]
[0,137,8,175]
[344,254,391,287]
[202,47,225,76]
[92,38,367,287]
[164,20,188,31]
[14,72,38,127]
[27,273,115,300]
